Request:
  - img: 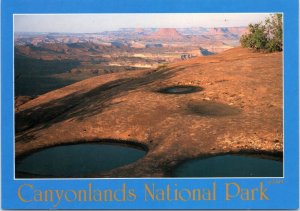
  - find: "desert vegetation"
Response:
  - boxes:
[240,14,282,52]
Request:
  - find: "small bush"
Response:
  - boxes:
[240,14,282,52]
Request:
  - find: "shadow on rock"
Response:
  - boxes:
[188,101,240,117]
[15,67,183,137]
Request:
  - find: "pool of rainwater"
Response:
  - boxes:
[172,154,283,177]
[16,142,147,178]
[157,85,203,94]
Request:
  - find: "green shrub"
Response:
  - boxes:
[240,14,282,52]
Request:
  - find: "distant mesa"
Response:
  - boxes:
[153,28,183,37]
[227,27,248,36]
[207,28,237,39]
[148,28,184,40]
[207,27,248,39]
[208,27,230,35]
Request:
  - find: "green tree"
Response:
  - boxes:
[265,14,283,51]
[240,14,282,52]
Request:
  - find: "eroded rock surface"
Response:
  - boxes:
[15,47,283,177]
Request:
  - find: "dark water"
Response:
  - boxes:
[16,143,146,177]
[172,155,283,177]
[158,85,203,94]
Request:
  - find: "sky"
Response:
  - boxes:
[14,13,272,33]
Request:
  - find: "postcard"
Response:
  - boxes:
[1,0,299,209]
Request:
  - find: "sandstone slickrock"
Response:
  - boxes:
[15,47,283,177]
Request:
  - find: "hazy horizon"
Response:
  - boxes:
[14,13,271,33]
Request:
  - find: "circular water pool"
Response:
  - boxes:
[16,142,147,178]
[157,85,203,94]
[172,154,283,177]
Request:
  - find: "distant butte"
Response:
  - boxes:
[148,28,184,40]
[207,27,248,37]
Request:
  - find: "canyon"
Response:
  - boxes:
[15,27,247,97]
